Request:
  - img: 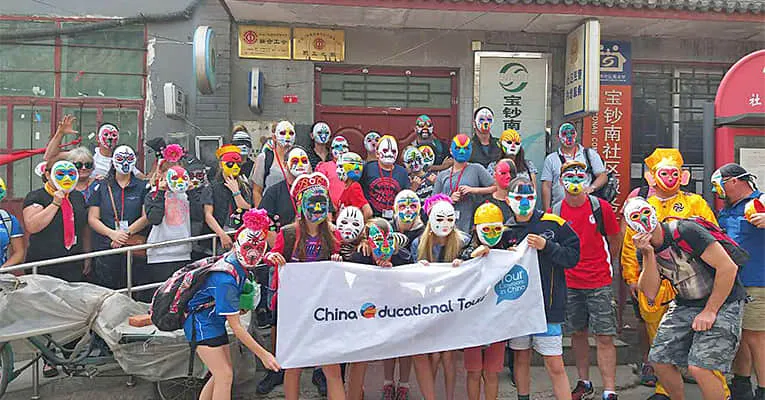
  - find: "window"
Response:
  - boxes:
[631,66,672,165]
[0,20,56,97]
[678,69,724,165]
[321,72,453,108]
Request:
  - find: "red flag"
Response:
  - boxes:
[0,138,83,166]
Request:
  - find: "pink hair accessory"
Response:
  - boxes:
[162,143,184,163]
[423,193,452,215]
[243,208,270,232]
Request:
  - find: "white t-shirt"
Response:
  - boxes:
[92,148,142,179]
[146,193,192,264]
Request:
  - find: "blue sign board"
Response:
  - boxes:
[600,41,631,85]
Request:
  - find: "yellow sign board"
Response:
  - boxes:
[293,28,345,62]
[238,25,291,59]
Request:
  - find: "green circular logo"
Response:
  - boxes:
[498,62,528,93]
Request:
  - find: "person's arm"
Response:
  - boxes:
[530,172,537,188]
[540,156,554,210]
[204,204,232,249]
[542,181,552,211]
[251,154,265,207]
[88,206,129,246]
[695,242,739,326]
[430,157,453,172]
[586,150,607,193]
[635,234,661,302]
[588,172,608,193]
[536,221,580,269]
[361,204,373,220]
[224,176,251,210]
[44,115,76,162]
[23,192,65,235]
[1,237,25,268]
[695,197,719,225]
[225,314,279,370]
[144,191,166,226]
[128,215,149,236]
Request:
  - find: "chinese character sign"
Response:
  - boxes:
[600,41,631,85]
[564,20,600,118]
[238,25,291,59]
[293,28,345,62]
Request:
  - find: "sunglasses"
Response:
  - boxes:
[73,161,94,170]
[224,161,241,168]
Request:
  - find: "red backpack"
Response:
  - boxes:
[665,216,750,267]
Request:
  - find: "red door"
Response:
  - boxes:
[315,65,459,158]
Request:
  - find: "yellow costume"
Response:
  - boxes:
[621,149,726,397]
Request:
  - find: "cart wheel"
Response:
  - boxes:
[155,376,206,400]
[0,342,13,398]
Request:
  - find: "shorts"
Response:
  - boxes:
[509,323,563,356]
[196,335,229,348]
[565,285,617,336]
[463,342,505,373]
[743,287,765,331]
[648,300,743,373]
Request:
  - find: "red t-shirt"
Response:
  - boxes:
[338,181,369,211]
[560,198,619,289]
[316,161,345,209]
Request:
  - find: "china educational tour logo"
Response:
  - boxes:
[360,302,376,319]
[494,264,529,303]
[498,63,528,93]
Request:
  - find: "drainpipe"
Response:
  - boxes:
[702,102,715,206]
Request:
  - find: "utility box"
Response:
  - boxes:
[249,67,264,114]
[163,82,187,119]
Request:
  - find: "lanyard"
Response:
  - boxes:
[120,188,125,221]
[448,166,466,193]
[377,162,392,179]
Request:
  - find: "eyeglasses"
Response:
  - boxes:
[73,161,94,170]
[224,161,241,168]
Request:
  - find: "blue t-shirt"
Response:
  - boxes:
[183,254,247,342]
[0,211,23,265]
[718,190,765,287]
[360,161,410,218]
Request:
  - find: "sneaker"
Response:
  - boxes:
[42,363,59,378]
[572,380,595,400]
[603,394,618,400]
[646,394,671,400]
[255,308,272,329]
[312,368,328,396]
[640,363,657,388]
[755,387,765,400]
[731,377,754,400]
[382,383,395,400]
[256,369,284,394]
[395,386,410,400]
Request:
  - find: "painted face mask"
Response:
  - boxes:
[450,134,472,163]
[644,148,688,195]
[623,198,658,234]
[419,145,435,171]
[233,210,270,267]
[51,160,79,193]
[474,107,494,135]
[394,190,421,224]
[232,131,252,157]
[558,123,577,147]
[402,146,424,173]
[337,152,363,182]
[377,135,399,166]
[364,131,381,154]
[508,182,536,217]
[217,145,243,178]
[561,164,588,195]
[287,147,311,177]
[301,189,329,223]
[474,202,504,247]
[112,145,136,175]
[336,206,364,242]
[368,223,394,261]
[331,136,349,160]
[165,166,190,193]
[274,120,296,148]
[500,129,522,156]
[415,115,434,140]
[429,200,456,237]
[655,165,681,193]
[494,160,514,190]
[711,169,726,199]
[188,168,207,190]
[311,122,331,144]
[98,123,119,150]
[0,178,6,202]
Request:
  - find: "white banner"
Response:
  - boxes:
[276,245,547,368]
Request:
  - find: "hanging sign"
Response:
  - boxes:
[293,28,345,62]
[238,25,291,59]
[564,20,600,118]
[193,26,216,95]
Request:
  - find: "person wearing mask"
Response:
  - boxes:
[712,163,765,400]
[410,115,452,172]
[475,177,580,400]
[363,131,381,163]
[488,129,537,186]
[184,156,210,260]
[469,107,501,168]
[361,135,410,220]
[552,161,620,400]
[66,147,97,201]
[403,146,436,203]
[252,120,295,206]
[202,145,252,254]
[232,125,255,179]
[628,198,746,400]
[308,121,332,169]
[0,178,24,270]
[432,134,495,234]
[484,159,516,222]
[88,146,149,290]
[337,152,373,219]
[316,136,349,209]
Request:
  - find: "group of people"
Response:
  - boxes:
[0,106,762,400]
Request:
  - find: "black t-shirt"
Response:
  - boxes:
[414,139,448,167]
[469,135,501,168]
[307,145,330,170]
[241,159,255,180]
[200,178,253,230]
[260,180,335,233]
[23,189,88,261]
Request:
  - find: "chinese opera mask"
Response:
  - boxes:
[402,146,424,173]
[98,123,120,150]
[51,160,79,193]
[623,198,659,234]
[112,145,137,175]
[560,161,588,195]
[394,190,421,224]
[234,209,270,267]
[368,221,394,262]
[500,129,522,156]
[291,173,330,224]
[450,134,472,163]
[474,202,504,247]
[215,145,243,178]
[494,160,515,190]
[166,166,190,193]
[274,120,296,148]
[474,107,494,135]
[337,152,364,182]
[287,147,311,177]
[415,114,434,140]
[364,131,381,154]
[336,206,364,242]
[508,181,536,217]
[419,145,435,171]
[330,136,349,160]
[644,148,689,194]
[377,135,399,166]
[311,121,331,144]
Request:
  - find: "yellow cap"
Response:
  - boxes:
[474,202,504,225]
[215,144,241,160]
[644,148,684,171]
[500,129,521,143]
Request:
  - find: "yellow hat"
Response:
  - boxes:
[644,148,684,171]
[474,202,504,225]
[560,160,587,174]
[500,129,521,143]
[215,144,242,160]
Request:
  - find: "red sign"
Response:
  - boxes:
[583,85,633,214]
[282,94,299,104]
[715,49,765,118]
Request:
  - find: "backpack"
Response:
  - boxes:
[149,255,236,332]
[559,148,618,202]
[263,148,275,184]
[552,195,607,237]
[665,216,750,268]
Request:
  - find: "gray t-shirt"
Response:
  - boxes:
[541,145,605,206]
[432,163,495,234]
[251,150,286,191]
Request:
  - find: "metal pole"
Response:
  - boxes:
[702,101,716,206]
[126,250,133,299]
[31,358,40,400]
[212,236,217,257]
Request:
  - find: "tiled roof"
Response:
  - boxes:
[439,0,764,14]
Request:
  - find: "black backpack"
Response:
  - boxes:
[263,148,275,184]
[149,255,235,331]
[559,148,618,202]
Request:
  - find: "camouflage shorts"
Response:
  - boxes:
[648,300,743,373]
[565,285,617,335]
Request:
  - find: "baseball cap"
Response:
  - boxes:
[717,163,756,181]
